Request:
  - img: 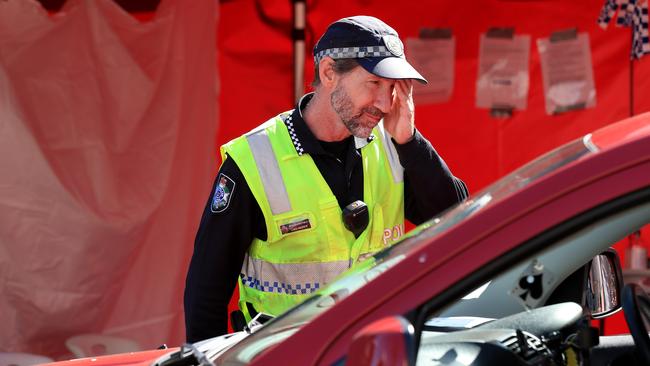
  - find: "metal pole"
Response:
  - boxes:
[629,56,634,117]
[293,0,306,103]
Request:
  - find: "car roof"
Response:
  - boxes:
[591,112,650,150]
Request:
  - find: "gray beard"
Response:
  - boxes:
[330,84,383,139]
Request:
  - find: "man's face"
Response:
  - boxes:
[330,66,395,138]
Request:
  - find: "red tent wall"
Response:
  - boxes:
[216,0,650,333]
[217,0,649,185]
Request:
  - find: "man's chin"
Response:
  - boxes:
[344,118,379,139]
[350,127,374,139]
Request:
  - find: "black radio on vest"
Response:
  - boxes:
[342,200,369,238]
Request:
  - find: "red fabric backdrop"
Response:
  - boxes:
[217,0,650,185]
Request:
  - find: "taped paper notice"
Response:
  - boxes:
[537,32,596,115]
[476,33,531,111]
[406,36,455,104]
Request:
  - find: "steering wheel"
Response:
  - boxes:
[622,283,650,363]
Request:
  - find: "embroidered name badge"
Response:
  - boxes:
[279,218,311,235]
[211,173,235,213]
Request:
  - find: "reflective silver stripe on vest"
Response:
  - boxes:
[246,129,292,215]
[240,255,349,295]
[377,123,404,183]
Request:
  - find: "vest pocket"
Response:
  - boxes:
[369,204,387,250]
[351,204,385,264]
[319,198,354,260]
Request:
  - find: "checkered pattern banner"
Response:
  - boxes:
[598,0,650,59]
[315,46,393,63]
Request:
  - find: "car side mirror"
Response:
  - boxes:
[346,315,415,366]
[586,248,624,319]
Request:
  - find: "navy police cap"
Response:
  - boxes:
[313,16,427,84]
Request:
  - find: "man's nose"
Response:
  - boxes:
[373,89,392,114]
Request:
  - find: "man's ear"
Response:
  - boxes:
[318,57,337,88]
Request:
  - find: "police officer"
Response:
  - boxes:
[184,15,468,342]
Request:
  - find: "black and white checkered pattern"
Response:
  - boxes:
[240,274,320,295]
[598,0,618,27]
[598,0,650,59]
[632,2,650,59]
[283,114,304,156]
[314,46,393,64]
[617,0,636,26]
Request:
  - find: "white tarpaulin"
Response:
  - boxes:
[0,0,217,357]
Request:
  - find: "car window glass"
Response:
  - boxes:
[423,199,650,334]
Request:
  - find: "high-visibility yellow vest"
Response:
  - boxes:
[220,112,405,320]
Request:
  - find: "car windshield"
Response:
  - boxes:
[216,135,596,363]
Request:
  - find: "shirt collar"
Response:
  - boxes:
[283,93,375,156]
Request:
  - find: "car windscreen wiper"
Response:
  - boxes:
[156,343,214,366]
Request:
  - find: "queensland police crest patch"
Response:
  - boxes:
[211,173,235,213]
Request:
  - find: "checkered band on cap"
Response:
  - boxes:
[314,45,393,63]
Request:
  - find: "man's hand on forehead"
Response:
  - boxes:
[393,80,414,109]
[383,79,415,144]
